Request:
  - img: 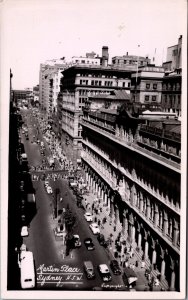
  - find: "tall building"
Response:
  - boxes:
[163,35,182,72]
[81,103,180,291]
[161,36,182,118]
[131,64,164,106]
[58,64,132,164]
[39,58,68,115]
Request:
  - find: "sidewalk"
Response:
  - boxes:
[82,189,169,291]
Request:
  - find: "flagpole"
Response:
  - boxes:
[135,45,140,102]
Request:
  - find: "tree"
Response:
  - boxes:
[54,188,60,218]
[63,206,77,256]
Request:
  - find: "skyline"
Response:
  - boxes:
[1,0,186,89]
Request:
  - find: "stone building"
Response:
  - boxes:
[131,64,164,104]
[112,53,151,70]
[81,103,180,291]
[58,65,132,164]
[161,35,182,118]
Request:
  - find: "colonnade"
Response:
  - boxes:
[82,161,180,291]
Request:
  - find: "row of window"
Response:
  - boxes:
[162,83,181,91]
[80,79,130,87]
[85,150,180,246]
[146,83,158,89]
[79,98,87,104]
[75,59,99,64]
[145,95,157,101]
[113,59,145,65]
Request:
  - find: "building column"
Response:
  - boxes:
[163,212,168,236]
[101,189,104,201]
[152,249,157,265]
[146,198,151,219]
[154,206,159,228]
[86,171,89,182]
[139,193,143,212]
[161,259,166,277]
[95,182,98,194]
[107,197,111,210]
[170,271,176,290]
[144,241,149,258]
[138,233,142,249]
[130,184,136,206]
[110,198,114,218]
[172,221,179,246]
[104,193,108,205]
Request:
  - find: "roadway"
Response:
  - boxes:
[20,109,125,290]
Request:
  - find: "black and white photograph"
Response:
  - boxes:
[0,0,187,299]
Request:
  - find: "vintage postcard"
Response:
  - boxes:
[0,0,187,299]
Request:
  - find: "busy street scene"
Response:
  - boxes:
[3,0,186,299]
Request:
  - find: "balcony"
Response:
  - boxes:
[81,151,180,254]
[82,140,180,215]
[81,119,180,173]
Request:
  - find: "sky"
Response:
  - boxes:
[1,0,187,89]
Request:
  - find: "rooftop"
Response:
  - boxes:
[89,90,131,101]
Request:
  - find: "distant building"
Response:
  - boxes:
[112,53,151,70]
[13,89,33,107]
[58,63,132,164]
[39,58,69,116]
[33,85,39,104]
[161,70,182,117]
[72,51,100,66]
[161,36,182,118]
[163,35,182,72]
[131,64,164,106]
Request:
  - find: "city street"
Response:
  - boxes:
[21,109,125,290]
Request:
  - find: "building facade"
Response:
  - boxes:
[161,36,182,118]
[131,65,164,105]
[163,35,182,72]
[13,89,33,108]
[39,59,68,115]
[112,53,151,70]
[81,105,180,291]
[58,65,133,164]
[161,70,182,117]
[85,90,130,112]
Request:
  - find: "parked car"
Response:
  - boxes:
[44,180,49,187]
[89,223,100,235]
[72,235,81,248]
[21,226,29,237]
[84,238,95,251]
[98,264,112,282]
[54,225,64,237]
[83,261,95,279]
[110,260,122,275]
[84,212,93,222]
[97,233,107,246]
[46,186,53,194]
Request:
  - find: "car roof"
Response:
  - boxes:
[99,264,109,271]
[73,234,79,238]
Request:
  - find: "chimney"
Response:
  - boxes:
[101,46,109,66]
[126,52,128,55]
